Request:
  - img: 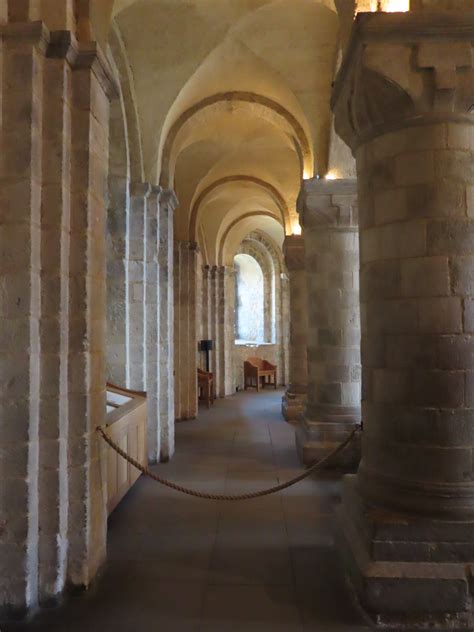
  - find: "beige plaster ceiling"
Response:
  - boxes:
[98,0,343,264]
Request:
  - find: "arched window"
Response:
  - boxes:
[234,254,265,343]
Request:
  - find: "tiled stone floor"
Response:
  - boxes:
[6,389,369,632]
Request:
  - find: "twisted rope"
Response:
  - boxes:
[97,424,360,501]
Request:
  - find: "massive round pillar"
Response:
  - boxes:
[333,11,474,628]
[296,179,361,466]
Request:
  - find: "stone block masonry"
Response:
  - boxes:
[158,190,177,459]
[332,11,474,629]
[282,235,308,422]
[174,241,199,420]
[296,178,361,467]
[0,15,117,613]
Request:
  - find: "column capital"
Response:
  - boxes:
[73,42,119,99]
[332,11,474,153]
[0,20,49,52]
[148,184,162,200]
[175,240,199,253]
[130,182,152,198]
[298,178,357,231]
[159,188,179,211]
[217,265,235,278]
[283,235,305,272]
[47,30,77,62]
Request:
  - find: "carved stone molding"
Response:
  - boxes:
[47,29,77,63]
[129,182,152,198]
[217,265,235,278]
[298,178,358,230]
[332,11,474,152]
[1,22,120,99]
[159,188,179,211]
[74,41,119,99]
[148,184,162,200]
[0,20,49,52]
[283,235,305,271]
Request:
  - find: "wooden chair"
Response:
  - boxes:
[197,368,214,408]
[244,357,277,391]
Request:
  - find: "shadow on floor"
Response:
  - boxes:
[4,389,370,632]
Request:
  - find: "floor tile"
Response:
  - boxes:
[12,390,366,632]
[201,584,302,631]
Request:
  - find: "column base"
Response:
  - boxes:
[281,390,306,423]
[295,417,361,468]
[337,475,474,630]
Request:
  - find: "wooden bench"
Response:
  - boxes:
[244,357,277,391]
[198,368,214,408]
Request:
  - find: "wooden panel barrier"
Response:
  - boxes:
[105,384,147,514]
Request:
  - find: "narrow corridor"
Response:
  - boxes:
[9,390,368,632]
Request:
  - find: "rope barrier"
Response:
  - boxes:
[97,424,360,501]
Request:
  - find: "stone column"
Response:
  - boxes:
[38,29,73,603]
[210,266,221,395]
[216,266,235,397]
[174,241,198,420]
[281,235,308,422]
[0,14,114,614]
[158,189,177,458]
[127,182,150,390]
[332,12,474,627]
[68,41,114,592]
[144,186,160,461]
[296,178,361,466]
[280,271,290,387]
[201,265,212,368]
[106,174,128,386]
[0,20,46,612]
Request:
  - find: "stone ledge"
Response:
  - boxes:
[281,391,306,423]
[337,474,474,629]
[295,419,361,468]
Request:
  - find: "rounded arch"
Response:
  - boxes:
[234,230,285,345]
[244,230,285,273]
[218,212,285,266]
[234,253,266,343]
[108,22,145,183]
[190,175,290,241]
[159,92,313,188]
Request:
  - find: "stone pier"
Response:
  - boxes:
[158,190,177,458]
[174,241,199,420]
[0,6,116,612]
[201,264,212,370]
[217,266,235,398]
[144,185,160,461]
[106,177,128,386]
[209,266,220,395]
[282,235,308,422]
[333,11,474,628]
[128,182,150,390]
[296,178,361,466]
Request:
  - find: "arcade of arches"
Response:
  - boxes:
[2,0,474,629]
